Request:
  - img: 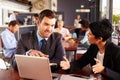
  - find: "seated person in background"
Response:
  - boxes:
[79,19,90,48]
[74,14,81,38]
[54,20,72,41]
[54,20,76,62]
[60,19,120,80]
[12,9,65,72]
[0,20,19,58]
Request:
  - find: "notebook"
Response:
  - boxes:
[0,58,7,69]
[15,55,53,80]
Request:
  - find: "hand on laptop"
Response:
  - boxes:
[60,57,70,70]
[28,49,49,58]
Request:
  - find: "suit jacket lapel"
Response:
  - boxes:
[103,42,113,68]
[31,31,39,50]
[45,36,52,54]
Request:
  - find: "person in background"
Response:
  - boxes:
[13,9,65,72]
[0,20,19,58]
[74,14,81,38]
[32,14,39,31]
[79,19,90,48]
[31,14,39,25]
[54,20,71,41]
[54,20,76,62]
[60,19,120,80]
[9,11,19,22]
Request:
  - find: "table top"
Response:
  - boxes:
[0,39,108,80]
[0,67,108,80]
[0,54,107,80]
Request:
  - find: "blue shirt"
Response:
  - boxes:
[36,32,48,49]
[26,32,48,55]
[80,31,90,48]
[0,29,17,57]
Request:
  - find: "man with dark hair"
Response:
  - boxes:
[61,19,120,80]
[0,20,19,58]
[13,9,65,72]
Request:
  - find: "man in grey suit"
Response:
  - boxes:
[13,9,65,72]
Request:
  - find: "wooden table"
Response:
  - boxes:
[62,39,79,61]
[0,54,109,80]
[0,67,108,80]
[0,40,108,80]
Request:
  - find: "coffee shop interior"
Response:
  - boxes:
[0,0,120,43]
[0,0,120,80]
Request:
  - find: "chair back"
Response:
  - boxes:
[0,36,3,49]
[0,36,4,58]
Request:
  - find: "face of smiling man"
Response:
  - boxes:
[37,16,56,38]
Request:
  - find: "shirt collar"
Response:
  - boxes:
[36,32,48,41]
[6,28,14,36]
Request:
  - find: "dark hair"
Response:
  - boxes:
[13,11,19,13]
[39,9,56,22]
[8,20,19,27]
[79,19,90,28]
[89,19,113,41]
[34,14,39,17]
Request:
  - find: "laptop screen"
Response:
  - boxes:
[15,55,52,80]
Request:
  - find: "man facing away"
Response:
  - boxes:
[0,20,19,58]
[13,9,65,72]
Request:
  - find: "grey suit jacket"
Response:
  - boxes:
[15,31,65,64]
[70,41,120,80]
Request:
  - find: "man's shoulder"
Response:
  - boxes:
[48,32,62,41]
[1,29,10,36]
[51,32,62,38]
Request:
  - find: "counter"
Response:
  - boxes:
[0,25,35,28]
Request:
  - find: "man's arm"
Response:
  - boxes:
[15,38,27,55]
[50,33,65,64]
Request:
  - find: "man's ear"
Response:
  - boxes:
[36,20,40,27]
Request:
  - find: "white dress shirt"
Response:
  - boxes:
[9,13,16,22]
[74,19,81,28]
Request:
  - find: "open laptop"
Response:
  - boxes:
[15,55,53,80]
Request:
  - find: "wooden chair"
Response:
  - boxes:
[0,36,4,58]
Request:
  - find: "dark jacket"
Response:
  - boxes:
[70,41,120,80]
[13,31,65,71]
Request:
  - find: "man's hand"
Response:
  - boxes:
[28,49,49,58]
[92,58,105,74]
[60,57,70,70]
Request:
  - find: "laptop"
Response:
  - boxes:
[15,55,53,80]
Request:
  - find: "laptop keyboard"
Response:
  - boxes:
[52,73,62,80]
